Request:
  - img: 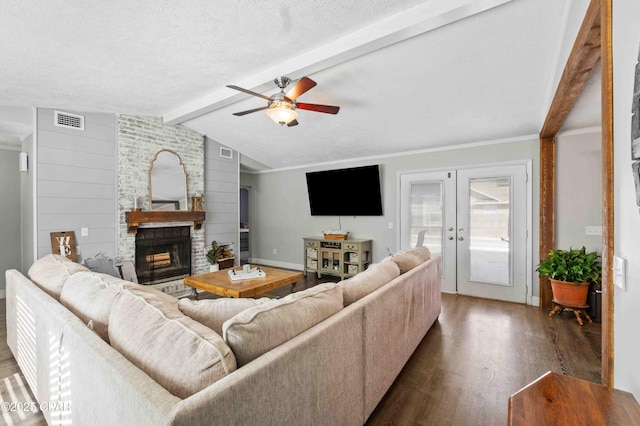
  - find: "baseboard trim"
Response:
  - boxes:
[530,296,540,307]
[250,258,303,271]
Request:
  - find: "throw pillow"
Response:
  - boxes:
[223,283,343,367]
[28,254,90,299]
[84,253,121,278]
[178,297,272,336]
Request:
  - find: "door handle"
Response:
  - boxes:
[458,236,464,241]
[448,236,454,240]
[458,228,464,232]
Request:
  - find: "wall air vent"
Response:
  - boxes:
[220,147,233,159]
[54,110,85,130]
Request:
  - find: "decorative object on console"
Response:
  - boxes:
[323,230,349,240]
[49,231,77,261]
[227,76,340,127]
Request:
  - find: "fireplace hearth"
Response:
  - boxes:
[135,226,191,285]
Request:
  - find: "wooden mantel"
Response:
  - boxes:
[125,211,205,234]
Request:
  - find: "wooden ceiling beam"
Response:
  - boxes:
[540,0,601,138]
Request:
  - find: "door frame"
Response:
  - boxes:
[538,0,613,386]
[397,159,533,304]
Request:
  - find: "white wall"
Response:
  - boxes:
[555,129,603,253]
[0,148,22,294]
[242,136,540,292]
[613,0,640,398]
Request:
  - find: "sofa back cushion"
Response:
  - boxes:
[410,245,432,262]
[109,287,236,399]
[178,297,272,336]
[60,271,129,342]
[223,283,343,367]
[390,251,423,274]
[28,254,90,299]
[339,261,401,306]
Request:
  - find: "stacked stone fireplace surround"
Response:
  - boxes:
[117,116,206,297]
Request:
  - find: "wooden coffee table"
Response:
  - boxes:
[184,265,304,298]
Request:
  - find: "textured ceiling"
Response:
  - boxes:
[0,0,600,169]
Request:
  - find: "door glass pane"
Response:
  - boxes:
[468,177,510,285]
[410,182,443,256]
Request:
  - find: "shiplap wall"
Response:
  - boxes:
[204,137,239,265]
[36,108,117,260]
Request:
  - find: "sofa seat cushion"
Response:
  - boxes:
[390,251,423,274]
[60,271,130,342]
[223,283,343,367]
[109,286,236,399]
[410,245,432,262]
[178,297,272,336]
[28,254,90,299]
[339,261,401,306]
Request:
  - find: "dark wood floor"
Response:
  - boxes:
[0,273,600,425]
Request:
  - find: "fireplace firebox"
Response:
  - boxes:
[135,226,191,285]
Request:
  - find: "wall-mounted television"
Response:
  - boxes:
[305,165,383,216]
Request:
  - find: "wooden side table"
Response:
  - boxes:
[508,371,640,425]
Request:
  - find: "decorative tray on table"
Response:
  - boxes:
[228,267,266,281]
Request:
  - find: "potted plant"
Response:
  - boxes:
[206,240,223,272]
[536,246,601,307]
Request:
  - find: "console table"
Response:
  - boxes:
[303,237,371,280]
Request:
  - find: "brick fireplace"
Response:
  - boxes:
[117,115,206,297]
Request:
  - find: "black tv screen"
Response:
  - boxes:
[306,165,383,216]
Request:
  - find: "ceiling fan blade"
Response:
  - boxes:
[287,119,299,127]
[232,106,269,116]
[226,85,273,101]
[296,102,340,115]
[285,77,317,101]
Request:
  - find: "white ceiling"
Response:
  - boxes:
[0,0,600,170]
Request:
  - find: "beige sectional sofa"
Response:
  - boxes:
[6,247,441,425]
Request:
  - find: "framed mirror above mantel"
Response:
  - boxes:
[126,149,205,233]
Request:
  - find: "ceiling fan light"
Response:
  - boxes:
[266,101,298,125]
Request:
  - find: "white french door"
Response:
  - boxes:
[400,164,530,304]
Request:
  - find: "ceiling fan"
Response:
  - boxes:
[226,76,340,127]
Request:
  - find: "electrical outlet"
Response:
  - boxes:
[585,226,602,236]
[81,227,89,237]
[388,221,393,229]
[273,248,277,255]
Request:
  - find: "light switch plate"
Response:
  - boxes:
[614,255,626,291]
[81,227,89,237]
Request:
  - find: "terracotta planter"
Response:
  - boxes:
[550,279,590,307]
